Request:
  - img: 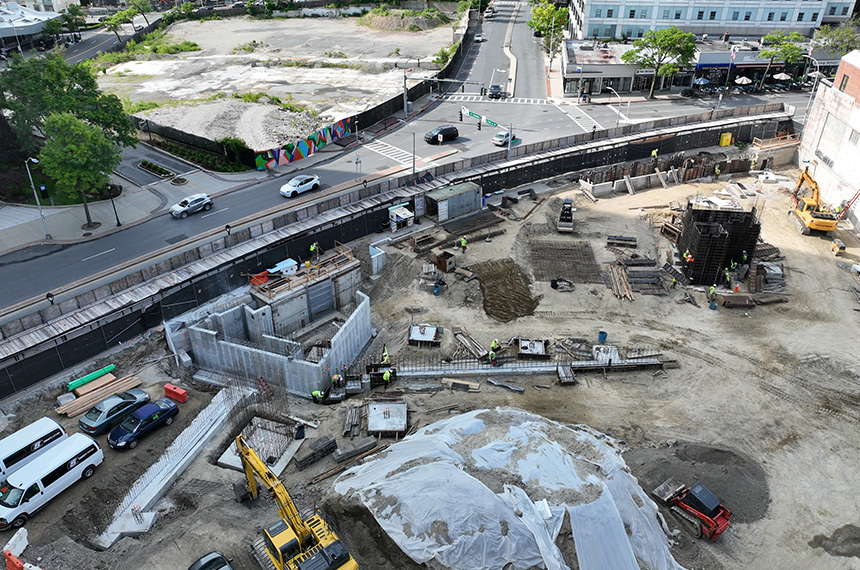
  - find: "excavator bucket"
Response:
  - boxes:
[652,478,685,504]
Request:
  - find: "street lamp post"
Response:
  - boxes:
[397,118,416,175]
[802,55,820,128]
[607,87,622,128]
[108,189,122,227]
[25,158,52,240]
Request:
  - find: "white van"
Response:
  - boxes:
[0,417,68,482]
[0,433,104,530]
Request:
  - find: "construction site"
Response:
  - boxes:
[2,164,860,570]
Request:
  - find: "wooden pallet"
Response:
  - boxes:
[56,375,141,417]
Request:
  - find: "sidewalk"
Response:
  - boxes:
[0,143,337,256]
[544,59,682,106]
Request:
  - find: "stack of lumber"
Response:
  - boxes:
[342,405,362,438]
[56,375,142,417]
[452,326,487,358]
[607,264,634,300]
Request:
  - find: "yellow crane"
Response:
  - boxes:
[791,167,839,235]
[235,435,359,570]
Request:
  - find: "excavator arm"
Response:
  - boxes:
[794,166,823,210]
[236,435,314,550]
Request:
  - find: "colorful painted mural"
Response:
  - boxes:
[254,117,353,170]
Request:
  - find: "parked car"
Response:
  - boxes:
[474,33,484,43]
[170,193,213,218]
[78,389,151,436]
[424,125,459,144]
[231,1,245,7]
[488,84,503,99]
[279,174,321,198]
[108,398,179,450]
[134,25,144,31]
[491,130,515,146]
[194,5,214,12]
[188,552,236,570]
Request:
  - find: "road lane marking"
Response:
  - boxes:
[201,208,228,218]
[82,248,116,262]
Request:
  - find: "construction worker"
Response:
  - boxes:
[332,374,343,388]
[381,345,390,365]
[310,241,319,260]
[730,259,737,270]
[724,269,731,286]
[651,148,658,161]
[671,277,678,289]
[487,350,496,365]
[708,284,716,301]
[742,250,748,263]
[382,369,392,383]
[460,236,467,253]
[714,166,721,177]
[490,338,500,351]
[311,390,324,404]
[684,250,694,264]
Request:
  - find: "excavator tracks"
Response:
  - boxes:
[670,505,703,539]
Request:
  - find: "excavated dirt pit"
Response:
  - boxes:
[471,259,540,322]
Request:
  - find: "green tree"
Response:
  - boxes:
[528,0,568,68]
[814,16,860,56]
[39,113,122,228]
[757,31,805,90]
[104,15,126,42]
[63,4,86,39]
[42,17,64,41]
[621,26,696,99]
[129,0,152,27]
[0,52,137,156]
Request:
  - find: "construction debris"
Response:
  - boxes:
[452,326,487,359]
[442,378,481,392]
[333,436,377,464]
[556,364,577,385]
[295,436,338,470]
[486,378,525,393]
[607,264,635,300]
[718,294,757,308]
[606,235,638,248]
[550,278,575,291]
[342,405,362,438]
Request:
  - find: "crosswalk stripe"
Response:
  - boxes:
[364,140,415,165]
[442,94,550,105]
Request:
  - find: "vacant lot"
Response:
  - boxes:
[3,170,860,570]
[99,16,455,149]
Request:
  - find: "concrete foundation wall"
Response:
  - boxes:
[245,304,273,345]
[333,270,362,310]
[271,292,310,334]
[369,245,386,276]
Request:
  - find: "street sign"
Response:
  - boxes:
[485,119,498,127]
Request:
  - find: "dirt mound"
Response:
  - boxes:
[471,259,540,322]
[359,10,450,32]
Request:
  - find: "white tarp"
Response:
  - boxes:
[334,408,685,570]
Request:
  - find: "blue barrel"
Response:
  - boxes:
[598,331,608,344]
[433,283,441,296]
[709,302,718,310]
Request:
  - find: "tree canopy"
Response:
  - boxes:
[0,52,137,155]
[814,16,860,56]
[758,30,805,90]
[129,0,152,27]
[620,27,696,99]
[528,0,568,66]
[39,113,122,199]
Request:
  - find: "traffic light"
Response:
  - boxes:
[477,120,482,131]
[458,109,463,122]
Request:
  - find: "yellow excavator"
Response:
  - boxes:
[235,435,359,570]
[791,167,839,235]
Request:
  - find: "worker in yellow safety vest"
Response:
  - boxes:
[488,350,496,364]
[311,390,324,403]
[382,369,392,383]
[381,345,390,364]
[490,339,500,351]
[332,374,343,388]
[460,236,467,253]
[708,285,716,301]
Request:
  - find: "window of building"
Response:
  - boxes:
[840,75,849,91]
[637,29,644,37]
[629,9,636,18]
[663,9,669,18]
[798,12,804,20]
[780,11,787,20]
[595,8,602,17]
[697,10,704,19]
[732,11,739,20]
[640,9,647,18]
[607,9,613,17]
[627,28,633,37]
[675,10,681,19]
[767,12,774,21]
[812,12,819,20]
[605,27,612,35]
[843,6,849,14]
[850,130,860,145]
[593,27,600,36]
[709,11,716,20]
[829,6,836,15]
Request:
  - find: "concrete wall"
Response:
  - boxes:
[187,292,371,397]
[271,292,311,335]
[245,304,273,345]
[369,245,386,276]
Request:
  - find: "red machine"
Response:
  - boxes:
[836,189,860,221]
[652,479,732,540]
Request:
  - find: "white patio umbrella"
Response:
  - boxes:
[773,72,792,80]
[734,76,753,85]
[693,77,710,85]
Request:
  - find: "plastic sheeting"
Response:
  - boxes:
[334,408,686,570]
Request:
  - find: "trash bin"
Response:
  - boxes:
[433,283,441,296]
[598,331,608,344]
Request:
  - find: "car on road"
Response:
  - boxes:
[474,33,484,42]
[170,193,214,218]
[194,5,214,12]
[424,125,459,144]
[279,174,321,198]
[491,130,516,146]
[78,389,151,436]
[108,398,179,450]
[188,552,236,570]
[488,84,503,99]
[231,1,245,7]
[134,25,144,31]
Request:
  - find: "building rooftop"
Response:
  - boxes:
[0,2,58,38]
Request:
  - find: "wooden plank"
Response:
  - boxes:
[442,378,480,392]
[624,175,635,195]
[72,373,118,397]
[655,168,668,188]
[57,376,142,417]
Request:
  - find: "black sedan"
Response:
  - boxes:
[424,125,459,144]
[108,398,179,450]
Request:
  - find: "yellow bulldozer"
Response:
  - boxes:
[790,167,839,235]
[235,435,359,570]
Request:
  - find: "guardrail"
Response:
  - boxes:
[752,133,800,149]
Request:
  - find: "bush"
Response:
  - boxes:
[124,99,160,113]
